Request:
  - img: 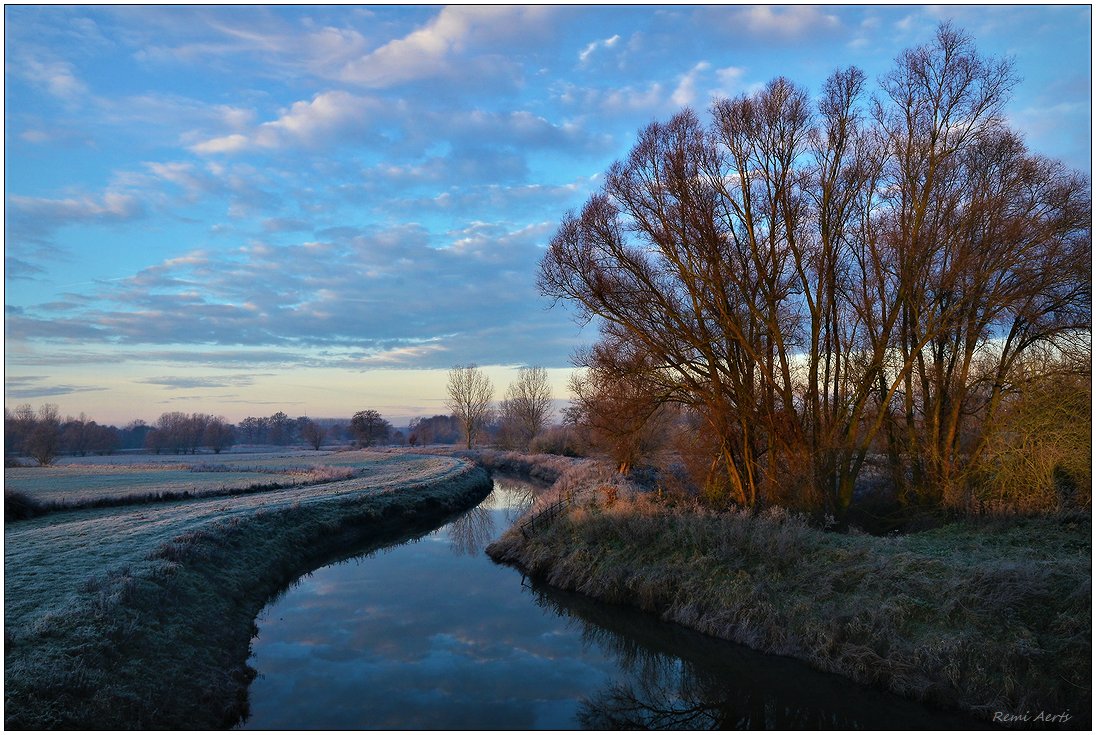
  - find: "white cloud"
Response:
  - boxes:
[735,6,840,39]
[338,5,554,87]
[8,191,143,224]
[605,83,666,113]
[672,61,711,107]
[712,66,749,97]
[191,91,381,154]
[578,34,620,64]
[191,133,249,155]
[217,105,255,130]
[18,56,88,100]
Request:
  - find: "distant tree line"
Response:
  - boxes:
[5,404,155,466]
[4,404,418,464]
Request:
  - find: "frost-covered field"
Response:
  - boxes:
[5,449,379,504]
[5,452,491,728]
[5,466,309,502]
[4,452,462,632]
[48,445,336,466]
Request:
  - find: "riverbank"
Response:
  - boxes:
[486,475,1091,727]
[5,456,492,729]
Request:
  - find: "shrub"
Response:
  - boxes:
[5,490,46,521]
[972,372,1091,514]
[529,425,588,457]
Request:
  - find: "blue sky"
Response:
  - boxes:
[4,5,1091,425]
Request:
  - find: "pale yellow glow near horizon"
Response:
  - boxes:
[4,365,577,428]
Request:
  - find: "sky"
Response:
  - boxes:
[4,4,1092,426]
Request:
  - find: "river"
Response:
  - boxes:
[238,476,986,729]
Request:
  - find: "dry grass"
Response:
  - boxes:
[457,447,588,485]
[487,477,1091,725]
[4,452,491,728]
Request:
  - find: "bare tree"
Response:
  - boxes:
[446,364,494,449]
[25,404,62,466]
[203,416,235,454]
[539,23,1090,516]
[499,366,554,450]
[300,418,326,450]
[5,404,37,457]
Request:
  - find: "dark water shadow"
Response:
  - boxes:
[525,580,994,730]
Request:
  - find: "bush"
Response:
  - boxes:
[528,425,588,457]
[5,490,46,521]
[972,372,1091,514]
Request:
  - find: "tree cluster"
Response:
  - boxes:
[407,414,463,446]
[237,411,295,445]
[145,412,236,455]
[540,25,1090,516]
[5,404,125,466]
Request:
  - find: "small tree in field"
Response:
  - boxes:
[351,409,391,447]
[300,419,326,450]
[446,364,494,449]
[25,404,62,466]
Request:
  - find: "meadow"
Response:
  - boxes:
[4,450,492,728]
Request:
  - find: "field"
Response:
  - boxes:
[4,451,492,728]
[4,448,375,506]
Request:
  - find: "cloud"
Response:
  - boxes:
[578,34,620,64]
[733,6,841,38]
[338,6,555,88]
[444,109,601,152]
[7,191,145,243]
[713,66,748,95]
[15,55,88,100]
[191,91,386,154]
[10,219,581,369]
[133,10,374,83]
[388,178,592,220]
[191,133,249,155]
[348,341,450,368]
[8,191,143,224]
[263,217,313,234]
[5,257,47,281]
[555,80,668,116]
[4,376,106,399]
[671,62,712,107]
[137,374,268,390]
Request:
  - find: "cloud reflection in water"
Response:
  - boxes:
[240,477,984,730]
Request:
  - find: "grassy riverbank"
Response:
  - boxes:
[5,454,492,729]
[487,481,1091,726]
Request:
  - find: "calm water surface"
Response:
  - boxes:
[239,477,986,730]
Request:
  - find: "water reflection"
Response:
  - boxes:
[240,476,988,730]
[446,502,494,555]
[445,480,536,555]
[529,583,988,730]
